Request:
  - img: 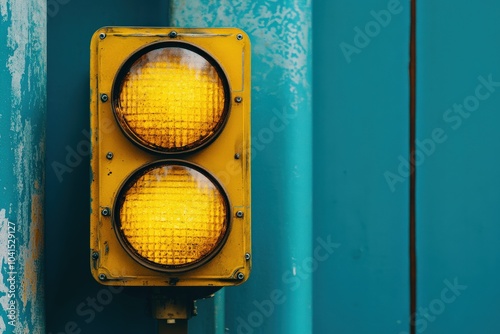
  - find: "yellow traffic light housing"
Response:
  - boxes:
[90,27,251,287]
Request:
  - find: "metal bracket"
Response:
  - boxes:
[152,294,196,334]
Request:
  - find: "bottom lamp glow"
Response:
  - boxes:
[113,161,230,272]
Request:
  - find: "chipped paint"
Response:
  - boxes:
[0,0,46,332]
[171,0,312,108]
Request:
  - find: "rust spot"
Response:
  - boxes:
[21,194,44,307]
[31,194,43,250]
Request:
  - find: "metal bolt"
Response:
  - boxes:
[237,272,245,280]
[169,31,178,38]
[101,207,111,216]
[236,34,243,40]
[106,152,114,160]
[234,153,241,160]
[92,252,99,260]
[100,94,109,103]
[234,96,243,103]
[98,273,107,281]
[245,253,251,261]
[236,211,244,218]
[99,33,106,40]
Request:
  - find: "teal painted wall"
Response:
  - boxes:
[314,0,410,332]
[417,1,500,332]
[0,0,46,332]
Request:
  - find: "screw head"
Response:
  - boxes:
[245,253,251,260]
[100,94,109,103]
[106,152,114,160]
[234,96,243,103]
[236,211,244,218]
[99,33,106,40]
[101,207,111,216]
[92,252,99,260]
[234,153,241,160]
[236,34,243,40]
[98,273,107,281]
[169,31,178,38]
[237,272,245,280]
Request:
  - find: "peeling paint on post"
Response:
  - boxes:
[0,0,46,333]
[170,1,313,333]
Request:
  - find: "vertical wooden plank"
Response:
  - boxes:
[313,0,411,332]
[417,1,500,332]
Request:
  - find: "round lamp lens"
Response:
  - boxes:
[113,44,229,153]
[115,161,229,270]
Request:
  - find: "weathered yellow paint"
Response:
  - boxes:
[90,27,251,287]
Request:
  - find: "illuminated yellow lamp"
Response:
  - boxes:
[112,43,230,153]
[114,161,230,272]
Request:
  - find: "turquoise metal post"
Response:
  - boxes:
[0,0,46,333]
[213,289,225,333]
[170,1,313,333]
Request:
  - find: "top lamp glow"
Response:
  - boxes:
[113,45,228,153]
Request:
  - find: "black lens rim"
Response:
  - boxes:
[111,41,231,154]
[112,159,232,273]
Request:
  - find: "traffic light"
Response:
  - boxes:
[90,27,251,287]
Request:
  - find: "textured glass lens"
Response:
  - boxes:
[118,164,228,267]
[114,46,227,152]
